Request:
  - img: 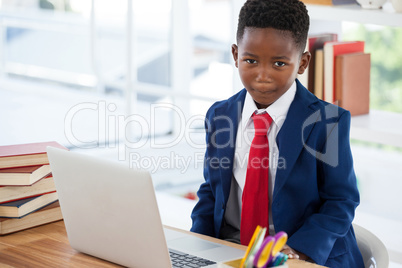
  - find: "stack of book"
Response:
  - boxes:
[0,141,67,235]
[300,33,370,116]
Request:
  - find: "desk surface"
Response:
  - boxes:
[0,221,324,267]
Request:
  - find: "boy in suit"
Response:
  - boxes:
[190,0,364,267]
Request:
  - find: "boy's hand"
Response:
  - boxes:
[281,244,310,261]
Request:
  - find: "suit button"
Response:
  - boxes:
[222,203,225,210]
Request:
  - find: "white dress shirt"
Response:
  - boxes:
[224,81,297,236]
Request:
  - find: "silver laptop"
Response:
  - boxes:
[47,146,244,268]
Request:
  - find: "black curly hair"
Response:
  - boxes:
[236,0,309,54]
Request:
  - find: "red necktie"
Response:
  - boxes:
[240,112,272,245]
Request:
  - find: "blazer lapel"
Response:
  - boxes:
[273,80,320,200]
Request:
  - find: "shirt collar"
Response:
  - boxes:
[241,81,297,130]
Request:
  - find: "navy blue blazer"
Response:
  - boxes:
[190,80,364,267]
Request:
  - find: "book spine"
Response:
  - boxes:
[314,49,324,100]
[323,44,334,103]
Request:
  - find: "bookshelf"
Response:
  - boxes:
[351,110,402,148]
[307,2,402,27]
[305,2,402,148]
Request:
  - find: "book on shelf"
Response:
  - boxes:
[306,33,338,95]
[0,175,56,204]
[335,52,371,116]
[0,192,58,218]
[0,201,62,235]
[0,141,67,169]
[323,40,365,103]
[0,165,51,186]
[314,49,324,100]
[300,0,357,5]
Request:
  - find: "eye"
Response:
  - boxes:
[274,61,286,67]
[245,59,257,64]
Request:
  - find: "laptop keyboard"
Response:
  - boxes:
[169,248,216,268]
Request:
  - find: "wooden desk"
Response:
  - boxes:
[0,221,324,267]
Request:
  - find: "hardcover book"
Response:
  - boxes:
[0,201,62,235]
[323,40,365,103]
[335,52,370,116]
[314,49,324,100]
[0,165,51,186]
[0,141,67,169]
[0,192,58,218]
[0,175,56,204]
[306,33,338,94]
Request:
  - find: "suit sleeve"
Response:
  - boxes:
[287,110,360,265]
[190,108,217,237]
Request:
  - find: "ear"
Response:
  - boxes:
[297,51,311,75]
[232,44,239,68]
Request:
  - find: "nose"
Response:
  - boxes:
[256,66,272,83]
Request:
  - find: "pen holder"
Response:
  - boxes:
[218,258,288,268]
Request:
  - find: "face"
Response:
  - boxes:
[232,27,310,109]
